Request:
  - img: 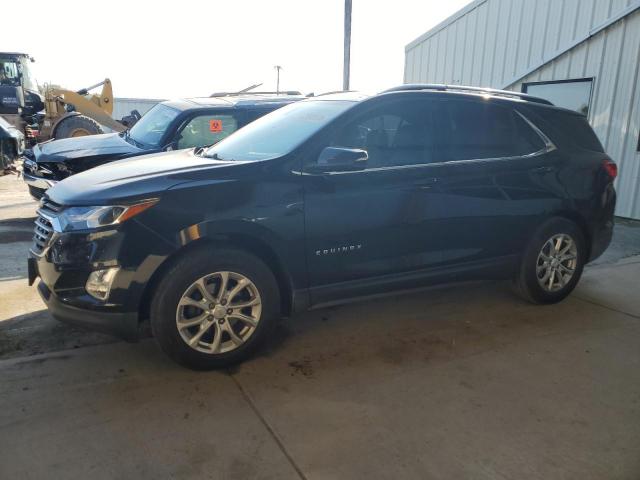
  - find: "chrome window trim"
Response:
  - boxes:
[300,108,556,176]
[514,110,557,153]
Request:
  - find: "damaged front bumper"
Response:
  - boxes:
[29,223,146,341]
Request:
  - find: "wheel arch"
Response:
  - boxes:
[548,210,592,259]
[138,234,295,325]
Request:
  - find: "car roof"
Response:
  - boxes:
[161,94,306,112]
[0,52,30,58]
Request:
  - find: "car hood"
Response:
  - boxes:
[33,132,146,164]
[46,149,242,205]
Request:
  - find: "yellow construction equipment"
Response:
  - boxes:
[0,52,137,145]
[39,79,127,139]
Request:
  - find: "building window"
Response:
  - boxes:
[522,78,594,116]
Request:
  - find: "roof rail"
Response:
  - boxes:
[382,84,553,105]
[210,90,302,98]
[313,90,357,97]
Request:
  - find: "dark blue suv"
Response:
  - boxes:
[29,85,616,369]
[22,93,304,199]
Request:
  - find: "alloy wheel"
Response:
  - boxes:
[176,271,262,354]
[536,233,578,292]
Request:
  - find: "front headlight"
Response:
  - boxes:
[57,199,157,231]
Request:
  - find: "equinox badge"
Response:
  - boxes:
[315,244,362,256]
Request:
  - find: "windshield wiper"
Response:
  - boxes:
[123,131,147,149]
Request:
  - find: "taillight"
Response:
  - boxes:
[603,160,617,180]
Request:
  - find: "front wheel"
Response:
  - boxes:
[150,248,280,370]
[513,217,587,304]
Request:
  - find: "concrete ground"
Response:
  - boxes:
[1,174,639,479]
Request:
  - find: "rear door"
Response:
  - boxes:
[428,98,563,266]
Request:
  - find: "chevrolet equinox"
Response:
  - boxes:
[28,85,617,369]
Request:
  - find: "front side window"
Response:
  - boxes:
[327,99,437,168]
[523,79,593,116]
[438,100,545,161]
[177,114,238,149]
[128,104,180,147]
[204,100,355,162]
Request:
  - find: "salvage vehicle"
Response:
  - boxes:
[0,115,25,174]
[22,93,304,199]
[28,85,616,369]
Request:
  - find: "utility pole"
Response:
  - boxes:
[343,0,352,91]
[274,65,282,94]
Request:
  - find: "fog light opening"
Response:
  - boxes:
[86,267,119,301]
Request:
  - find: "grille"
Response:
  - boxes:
[32,215,54,254]
[31,198,63,254]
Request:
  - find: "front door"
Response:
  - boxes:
[174,111,242,150]
[302,95,444,302]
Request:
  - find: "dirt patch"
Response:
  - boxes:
[0,310,117,360]
[288,357,315,377]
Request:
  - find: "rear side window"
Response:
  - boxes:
[437,100,545,161]
[535,109,604,152]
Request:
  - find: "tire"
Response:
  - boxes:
[54,115,103,139]
[150,248,281,370]
[513,217,587,304]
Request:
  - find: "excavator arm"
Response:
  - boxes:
[46,79,126,133]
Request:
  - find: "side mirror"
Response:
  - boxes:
[311,146,368,173]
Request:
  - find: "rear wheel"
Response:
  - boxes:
[54,115,103,139]
[513,217,586,304]
[150,248,280,370]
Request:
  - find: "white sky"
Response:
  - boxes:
[3,0,470,99]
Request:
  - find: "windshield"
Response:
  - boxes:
[0,60,20,87]
[128,103,180,147]
[18,57,37,91]
[204,100,355,161]
[0,57,37,90]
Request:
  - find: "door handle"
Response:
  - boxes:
[532,166,554,174]
[414,177,439,188]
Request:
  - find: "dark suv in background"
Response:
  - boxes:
[29,85,616,369]
[21,93,304,199]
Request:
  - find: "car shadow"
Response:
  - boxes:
[0,309,117,360]
[244,278,607,378]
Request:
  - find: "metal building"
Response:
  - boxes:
[404,0,640,219]
[112,97,163,121]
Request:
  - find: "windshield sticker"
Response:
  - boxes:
[209,119,223,132]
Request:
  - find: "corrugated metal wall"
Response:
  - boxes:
[112,98,163,121]
[405,0,640,219]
